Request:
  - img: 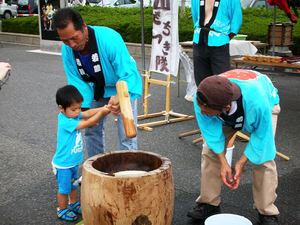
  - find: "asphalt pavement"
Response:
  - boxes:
[0,44,299,225]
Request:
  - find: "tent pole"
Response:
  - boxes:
[140,0,146,71]
[272,5,276,56]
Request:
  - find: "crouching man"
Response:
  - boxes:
[187,69,281,225]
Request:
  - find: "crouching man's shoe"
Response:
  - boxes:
[259,214,279,225]
[187,203,220,220]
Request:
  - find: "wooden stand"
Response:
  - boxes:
[178,129,203,144]
[138,71,194,131]
[179,130,247,145]
[179,129,290,161]
[231,132,290,161]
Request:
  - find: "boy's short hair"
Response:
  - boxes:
[56,85,83,109]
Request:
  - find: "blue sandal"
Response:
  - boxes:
[57,208,78,221]
[68,202,82,215]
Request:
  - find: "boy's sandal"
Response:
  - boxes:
[57,208,78,221]
[68,201,82,215]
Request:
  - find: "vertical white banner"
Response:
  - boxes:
[149,0,179,77]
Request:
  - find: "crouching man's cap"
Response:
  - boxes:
[197,75,241,110]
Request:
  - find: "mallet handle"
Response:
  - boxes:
[116,81,137,138]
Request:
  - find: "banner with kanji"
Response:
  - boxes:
[149,0,179,76]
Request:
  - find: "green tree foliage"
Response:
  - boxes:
[2,6,299,54]
[3,16,39,35]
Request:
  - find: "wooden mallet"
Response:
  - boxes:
[116,81,137,138]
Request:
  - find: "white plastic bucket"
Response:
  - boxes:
[205,213,252,225]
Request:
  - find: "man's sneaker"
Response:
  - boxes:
[259,214,279,225]
[187,203,220,220]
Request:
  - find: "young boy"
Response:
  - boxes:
[52,85,110,221]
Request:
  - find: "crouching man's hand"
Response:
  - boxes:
[218,152,235,190]
[231,154,248,190]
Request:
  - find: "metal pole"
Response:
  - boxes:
[140,0,146,71]
[272,6,276,56]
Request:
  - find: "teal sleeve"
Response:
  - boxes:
[193,97,225,154]
[261,74,280,105]
[230,0,243,34]
[61,117,80,133]
[61,46,94,108]
[244,104,276,164]
[104,30,142,100]
[191,0,199,28]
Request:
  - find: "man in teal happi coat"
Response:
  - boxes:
[188,69,281,225]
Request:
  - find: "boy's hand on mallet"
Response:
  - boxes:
[100,105,111,116]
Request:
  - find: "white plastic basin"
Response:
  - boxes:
[205,213,252,225]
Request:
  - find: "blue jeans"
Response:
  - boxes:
[84,98,138,158]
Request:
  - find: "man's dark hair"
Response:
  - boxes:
[56,85,83,109]
[53,7,84,31]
